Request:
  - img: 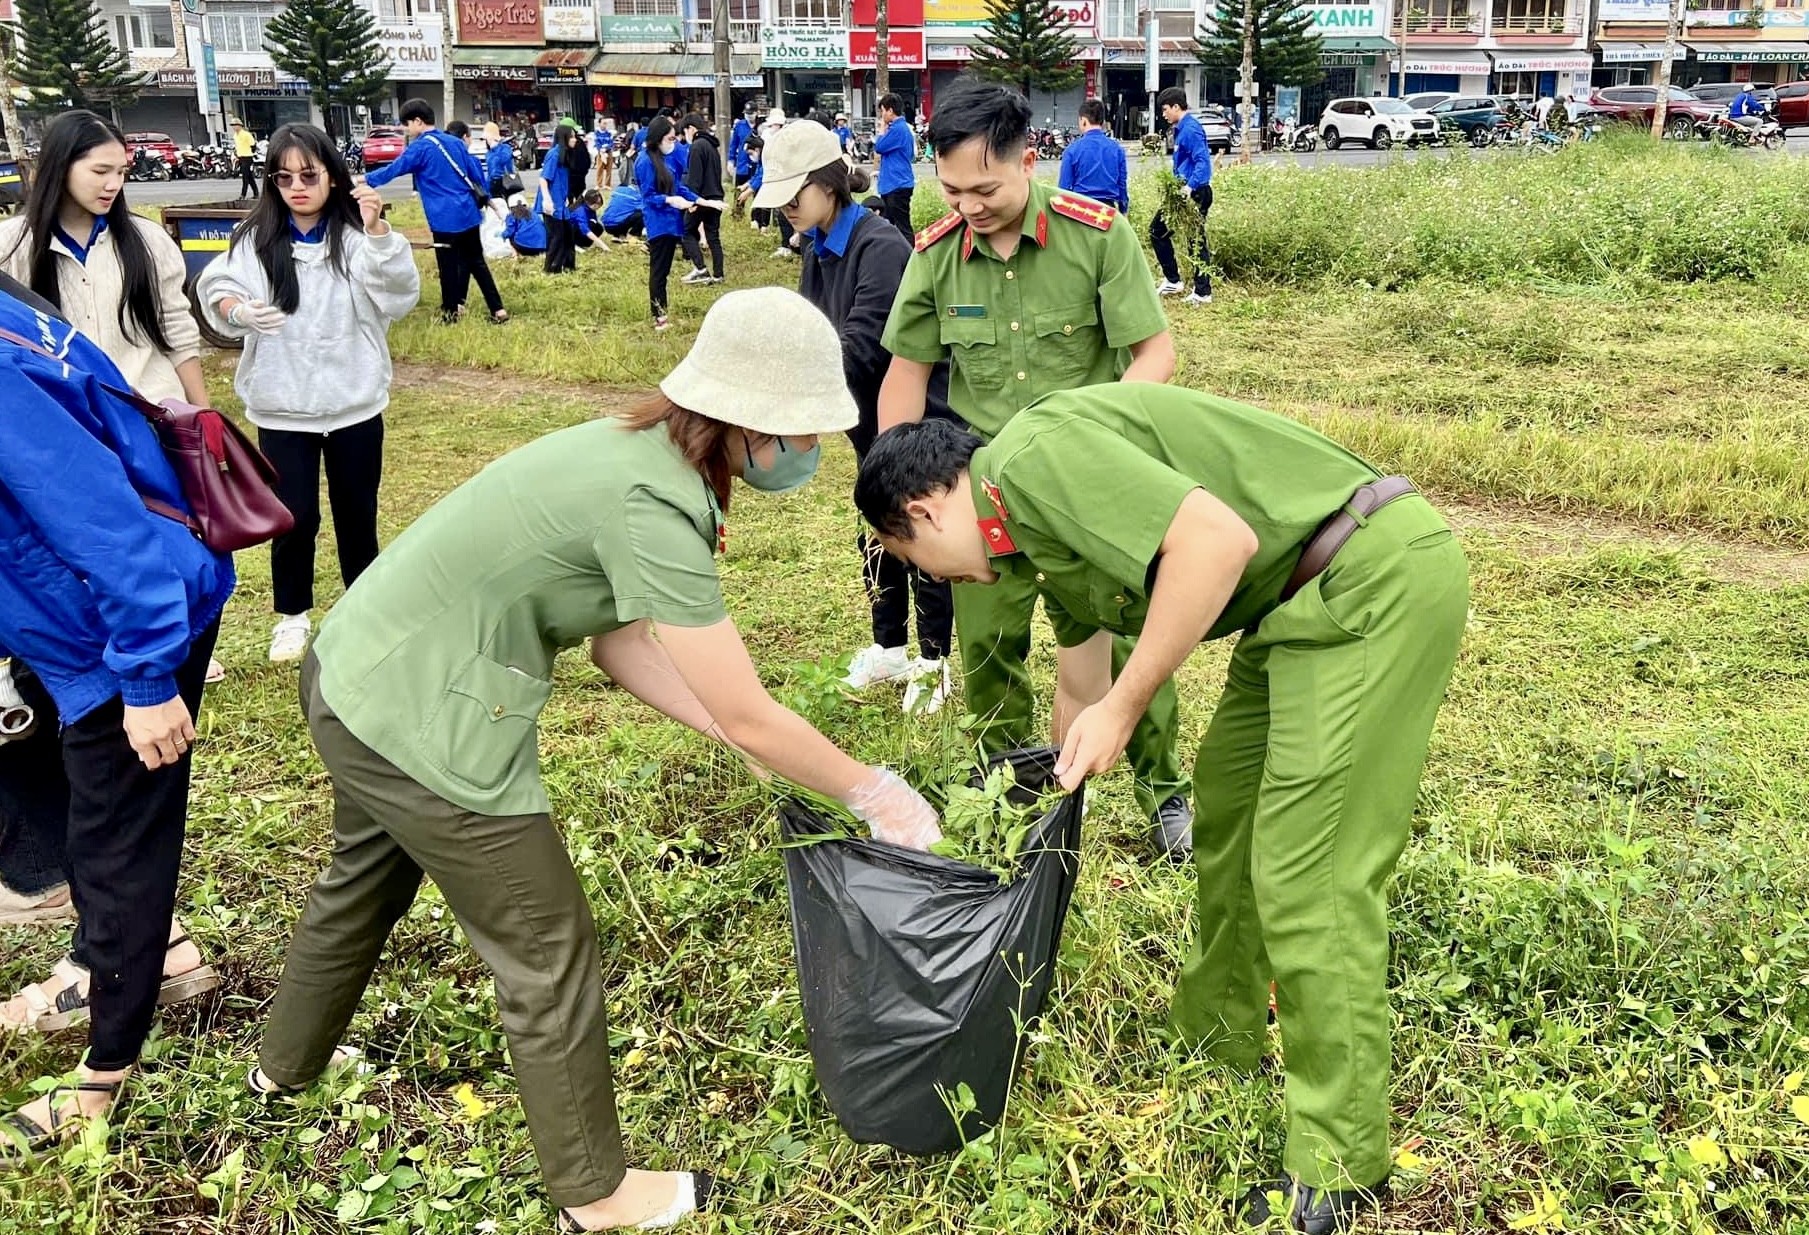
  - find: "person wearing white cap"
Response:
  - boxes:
[250,287,942,1234]
[756,120,960,714]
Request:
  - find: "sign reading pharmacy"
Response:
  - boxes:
[762,25,850,69]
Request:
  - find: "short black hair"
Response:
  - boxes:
[681,112,709,134]
[745,134,764,151]
[1157,87,1189,111]
[925,76,1031,160]
[1078,97,1107,127]
[854,420,985,540]
[446,120,469,138]
[400,98,435,126]
[878,92,906,118]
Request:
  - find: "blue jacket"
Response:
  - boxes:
[573,203,601,235]
[834,124,853,152]
[539,147,573,221]
[1058,127,1129,213]
[632,128,647,155]
[671,140,691,180]
[1171,111,1213,191]
[603,185,643,229]
[1730,90,1762,118]
[0,292,234,722]
[365,128,486,232]
[502,211,548,251]
[730,117,752,175]
[635,151,697,238]
[485,141,516,184]
[875,117,916,195]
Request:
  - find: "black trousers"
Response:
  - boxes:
[647,233,678,318]
[430,226,506,319]
[259,417,384,617]
[681,208,723,277]
[604,218,643,239]
[64,621,218,1070]
[238,156,258,198]
[0,665,67,896]
[861,532,953,659]
[1149,184,1213,297]
[881,187,915,239]
[544,216,577,274]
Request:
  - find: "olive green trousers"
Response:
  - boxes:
[260,654,624,1209]
[1172,496,1469,1191]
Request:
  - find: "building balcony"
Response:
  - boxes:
[1403,12,1487,35]
[685,17,765,45]
[1490,13,1584,35]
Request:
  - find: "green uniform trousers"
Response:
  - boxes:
[1171,496,1469,1191]
[260,654,625,1209]
[953,569,1186,818]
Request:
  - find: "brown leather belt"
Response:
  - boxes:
[1278,475,1419,604]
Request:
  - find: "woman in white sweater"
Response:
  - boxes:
[0,110,207,407]
[196,124,421,664]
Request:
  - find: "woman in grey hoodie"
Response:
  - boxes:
[197,124,420,665]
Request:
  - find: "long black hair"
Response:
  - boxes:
[10,110,170,351]
[230,123,361,314]
[644,115,677,195]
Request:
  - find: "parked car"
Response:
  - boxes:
[125,131,179,170]
[1687,82,1779,110]
[1196,104,1240,154]
[1318,97,1439,149]
[1774,80,1809,131]
[1428,96,1510,136]
[1587,86,1720,139]
[361,126,406,168]
[1405,91,1456,112]
[531,122,556,168]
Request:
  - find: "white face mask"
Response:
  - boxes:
[660,139,676,155]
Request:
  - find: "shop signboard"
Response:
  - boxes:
[457,0,543,46]
[378,24,444,78]
[850,29,927,69]
[543,3,596,43]
[599,14,684,44]
[763,25,851,69]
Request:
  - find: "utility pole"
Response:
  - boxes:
[0,24,25,162]
[1651,0,1684,139]
[440,0,455,130]
[1395,0,1406,98]
[1143,4,1157,135]
[875,0,890,102]
[713,0,730,185]
[1237,0,1256,163]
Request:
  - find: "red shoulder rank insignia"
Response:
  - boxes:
[980,476,1011,520]
[1049,194,1117,232]
[914,211,964,253]
[1034,210,1048,248]
[978,476,1017,555]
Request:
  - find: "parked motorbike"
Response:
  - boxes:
[197,145,234,178]
[173,147,205,180]
[340,137,366,174]
[127,147,171,182]
[1701,108,1785,151]
[1271,118,1318,152]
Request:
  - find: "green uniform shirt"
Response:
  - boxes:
[881,178,1168,439]
[971,385,1381,647]
[313,419,729,817]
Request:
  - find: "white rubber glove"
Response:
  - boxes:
[227,300,289,335]
[844,766,942,850]
[665,195,692,210]
[0,659,36,744]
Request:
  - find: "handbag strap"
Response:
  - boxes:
[0,324,205,536]
[428,132,485,196]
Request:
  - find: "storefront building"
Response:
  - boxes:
[1594,0,1809,90]
[1389,0,1590,99]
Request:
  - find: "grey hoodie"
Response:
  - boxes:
[196,224,420,433]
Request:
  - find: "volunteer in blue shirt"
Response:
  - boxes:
[834,113,854,153]
[1149,86,1213,306]
[364,98,509,324]
[634,115,699,332]
[873,93,918,239]
[483,121,518,200]
[503,202,548,255]
[602,183,644,238]
[1058,97,1129,214]
[0,285,233,1158]
[729,108,754,192]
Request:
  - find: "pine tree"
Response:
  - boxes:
[13,0,147,114]
[968,0,1084,107]
[264,0,393,138]
[1194,0,1325,132]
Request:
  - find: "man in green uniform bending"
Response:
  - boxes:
[876,77,1193,859]
[853,385,1469,1234]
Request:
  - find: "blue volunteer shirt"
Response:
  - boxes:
[289,220,328,245]
[730,117,752,176]
[53,215,109,264]
[834,124,854,152]
[634,151,697,239]
[603,185,643,228]
[1730,91,1762,118]
[875,117,916,195]
[502,211,548,251]
[1057,127,1129,214]
[807,201,865,259]
[1171,111,1213,191]
[364,127,486,232]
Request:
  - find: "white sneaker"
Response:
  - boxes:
[902,658,953,716]
[680,267,708,284]
[1187,292,1213,305]
[771,246,793,259]
[843,643,913,688]
[1155,279,1185,296]
[268,614,311,664]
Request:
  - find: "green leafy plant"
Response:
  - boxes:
[928,761,1060,881]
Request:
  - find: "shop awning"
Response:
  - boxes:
[1687,40,1809,63]
[1488,51,1594,73]
[537,49,595,70]
[451,48,542,68]
[589,53,761,87]
[1321,36,1398,55]
[1597,42,1684,64]
[1395,50,1491,75]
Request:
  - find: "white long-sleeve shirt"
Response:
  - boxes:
[196,225,420,433]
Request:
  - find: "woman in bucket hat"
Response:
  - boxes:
[252,288,942,1232]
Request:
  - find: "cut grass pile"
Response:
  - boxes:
[6,145,1807,1234]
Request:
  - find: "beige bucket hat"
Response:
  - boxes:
[659,288,857,435]
[752,120,845,210]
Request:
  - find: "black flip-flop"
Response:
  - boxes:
[1,1079,125,1160]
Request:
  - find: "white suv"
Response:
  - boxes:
[1318,97,1440,150]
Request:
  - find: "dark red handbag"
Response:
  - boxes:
[0,327,294,552]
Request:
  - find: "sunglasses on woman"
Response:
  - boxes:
[273,169,324,188]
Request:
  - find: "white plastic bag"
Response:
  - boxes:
[479,211,511,261]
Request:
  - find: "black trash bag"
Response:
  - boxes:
[780,747,1083,1155]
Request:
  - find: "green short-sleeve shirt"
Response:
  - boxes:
[312,419,728,816]
[880,179,1169,440]
[972,385,1382,647]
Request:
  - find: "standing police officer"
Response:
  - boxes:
[876,77,1193,858]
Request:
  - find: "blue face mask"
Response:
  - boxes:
[743,436,821,493]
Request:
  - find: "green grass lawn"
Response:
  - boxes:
[7,143,1809,1234]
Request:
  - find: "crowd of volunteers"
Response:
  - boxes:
[1,81,1461,1235]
